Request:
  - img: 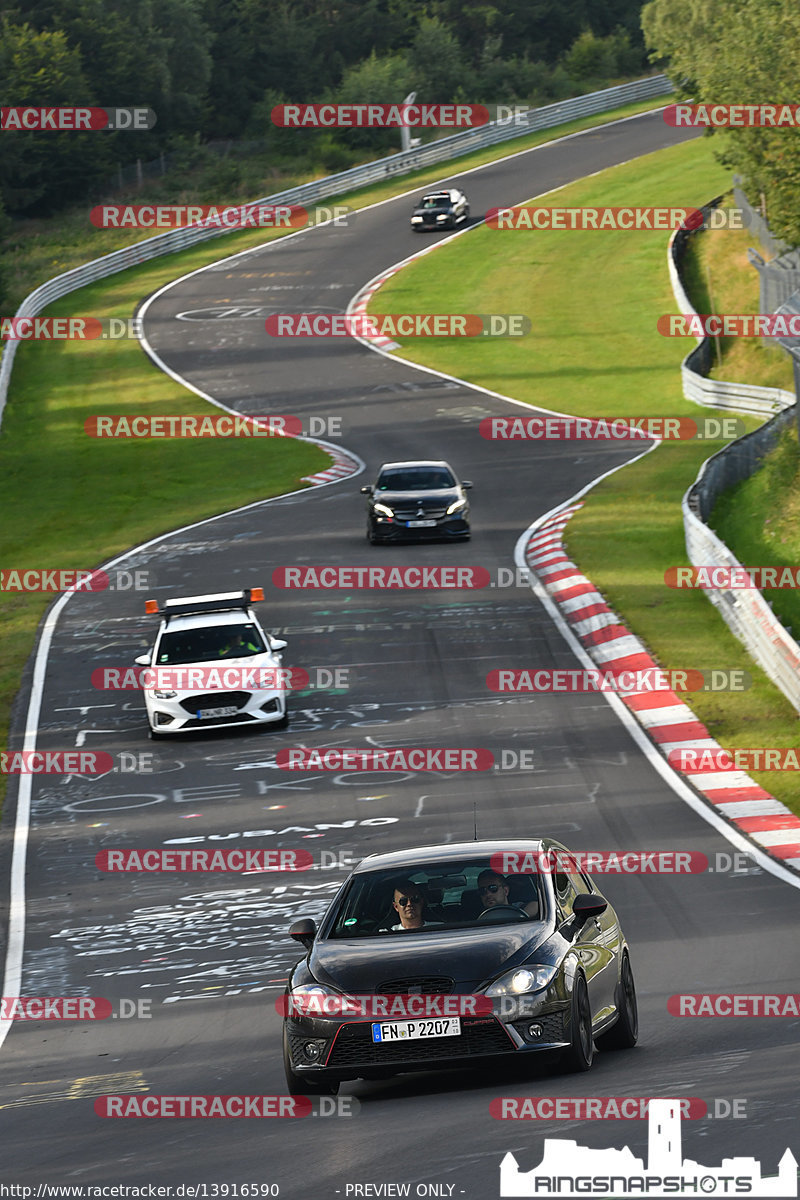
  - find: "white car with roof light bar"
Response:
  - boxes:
[135,587,288,736]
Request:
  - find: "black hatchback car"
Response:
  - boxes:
[410,188,469,231]
[361,459,471,543]
[282,840,638,1094]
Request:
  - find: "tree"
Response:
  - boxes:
[642,0,800,244]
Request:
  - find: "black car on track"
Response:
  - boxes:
[410,188,470,231]
[361,459,471,543]
[282,840,638,1094]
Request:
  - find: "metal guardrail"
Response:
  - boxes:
[684,411,800,713]
[668,199,795,417]
[673,201,800,713]
[0,73,672,428]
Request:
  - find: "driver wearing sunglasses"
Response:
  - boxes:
[477,870,538,917]
[390,878,428,931]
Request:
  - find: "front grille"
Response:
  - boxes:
[376,977,454,995]
[179,691,250,714]
[393,507,448,520]
[327,1018,513,1068]
[181,712,255,728]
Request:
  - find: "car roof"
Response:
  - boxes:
[353,839,555,874]
[377,460,452,471]
[158,609,255,634]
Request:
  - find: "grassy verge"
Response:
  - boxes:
[2,96,667,313]
[681,201,795,389]
[367,136,800,812]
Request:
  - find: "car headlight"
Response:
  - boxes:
[411,216,422,223]
[153,689,177,699]
[436,213,447,221]
[373,502,394,517]
[287,982,360,1018]
[446,497,467,515]
[486,966,558,997]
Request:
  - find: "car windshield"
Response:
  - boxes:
[327,857,545,938]
[376,467,456,491]
[421,195,449,208]
[156,622,266,664]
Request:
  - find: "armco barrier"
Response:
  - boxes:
[671,200,800,714]
[0,74,672,429]
[668,198,794,417]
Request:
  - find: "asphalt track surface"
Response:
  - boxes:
[2,110,799,1193]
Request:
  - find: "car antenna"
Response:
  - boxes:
[473,801,479,841]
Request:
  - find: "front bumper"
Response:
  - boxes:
[144,688,286,733]
[369,515,470,541]
[284,1007,568,1081]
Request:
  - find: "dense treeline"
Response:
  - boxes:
[642,0,800,244]
[0,0,649,216]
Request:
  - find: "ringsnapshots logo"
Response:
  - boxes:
[1,106,156,131]
[498,1098,797,1197]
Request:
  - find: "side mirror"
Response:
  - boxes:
[270,638,288,652]
[134,652,151,666]
[461,481,473,489]
[572,894,608,923]
[289,918,317,950]
[360,485,373,495]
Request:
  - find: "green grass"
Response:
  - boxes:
[368,136,800,812]
[713,425,800,637]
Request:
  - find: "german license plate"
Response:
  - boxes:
[406,519,437,528]
[371,1018,461,1043]
[197,706,239,719]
